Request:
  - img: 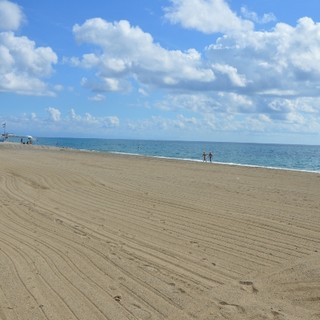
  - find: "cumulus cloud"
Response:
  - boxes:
[0,32,58,95]
[70,8,320,140]
[152,87,320,140]
[68,108,120,128]
[47,107,61,122]
[206,17,320,100]
[0,0,24,31]
[2,0,319,141]
[0,2,57,95]
[211,64,247,87]
[156,92,254,115]
[71,17,261,96]
[66,1,320,139]
[241,6,276,24]
[164,0,253,34]
[3,108,120,138]
[72,18,217,92]
[0,32,57,76]
[71,13,320,103]
[81,76,131,93]
[18,108,120,136]
[162,0,320,119]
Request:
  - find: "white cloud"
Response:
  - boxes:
[211,63,247,87]
[138,87,148,96]
[156,92,254,115]
[18,108,121,136]
[72,18,215,92]
[81,75,131,93]
[0,71,49,95]
[258,114,271,123]
[67,4,320,141]
[104,116,120,127]
[0,32,57,77]
[71,14,320,101]
[150,89,320,140]
[164,0,253,34]
[89,94,106,102]
[241,6,276,24]
[47,107,61,122]
[0,4,57,96]
[0,0,24,31]
[68,109,119,128]
[162,1,320,120]
[69,108,81,121]
[206,17,320,98]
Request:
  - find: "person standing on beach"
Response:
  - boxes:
[202,151,207,162]
[209,151,213,162]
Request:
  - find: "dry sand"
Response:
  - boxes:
[0,143,319,320]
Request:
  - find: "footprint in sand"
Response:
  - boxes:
[271,309,287,320]
[168,282,186,294]
[219,301,245,316]
[239,280,258,294]
[113,295,122,302]
[190,240,200,248]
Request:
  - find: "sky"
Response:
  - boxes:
[1,0,320,144]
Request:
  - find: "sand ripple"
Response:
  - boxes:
[0,144,319,319]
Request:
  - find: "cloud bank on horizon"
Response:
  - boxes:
[0,0,320,144]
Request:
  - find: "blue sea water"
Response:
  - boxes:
[36,137,320,173]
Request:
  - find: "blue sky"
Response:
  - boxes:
[1,0,320,144]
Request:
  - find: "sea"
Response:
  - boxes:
[35,137,320,174]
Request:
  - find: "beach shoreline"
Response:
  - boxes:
[3,140,320,175]
[33,137,320,173]
[0,143,319,319]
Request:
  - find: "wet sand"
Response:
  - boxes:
[0,143,319,320]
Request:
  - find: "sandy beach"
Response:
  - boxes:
[0,143,319,320]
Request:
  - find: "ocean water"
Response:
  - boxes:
[36,137,320,173]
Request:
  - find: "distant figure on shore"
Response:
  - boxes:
[209,151,213,162]
[202,151,207,162]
